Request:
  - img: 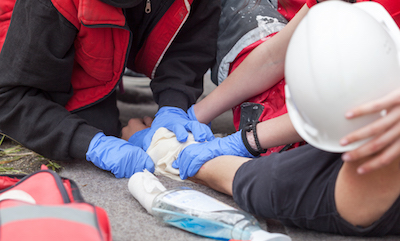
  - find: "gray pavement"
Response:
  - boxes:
[58,73,399,241]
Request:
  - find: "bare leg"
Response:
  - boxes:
[335,154,400,227]
[190,155,252,196]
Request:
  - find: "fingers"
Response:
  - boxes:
[175,144,206,180]
[178,147,194,180]
[342,120,400,174]
[169,124,188,143]
[340,95,400,174]
[129,149,154,175]
[122,118,149,141]
[143,116,153,127]
[343,121,400,163]
[340,109,396,146]
[200,124,216,141]
[144,157,155,173]
[142,129,156,151]
[171,160,179,169]
[185,121,215,142]
[184,151,213,179]
[345,89,400,119]
[185,121,214,142]
[355,138,400,174]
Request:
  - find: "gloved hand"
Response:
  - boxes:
[128,128,150,148]
[142,107,214,151]
[86,132,155,178]
[172,130,254,180]
[187,105,212,128]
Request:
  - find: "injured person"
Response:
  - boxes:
[122,1,400,237]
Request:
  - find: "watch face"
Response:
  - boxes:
[100,0,142,8]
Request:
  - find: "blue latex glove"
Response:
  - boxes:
[142,107,214,151]
[86,132,155,178]
[172,130,254,180]
[187,105,212,128]
[128,128,150,148]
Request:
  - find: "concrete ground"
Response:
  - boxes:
[58,73,399,241]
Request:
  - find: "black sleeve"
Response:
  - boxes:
[151,0,221,111]
[0,0,100,161]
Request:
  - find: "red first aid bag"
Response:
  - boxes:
[0,168,112,241]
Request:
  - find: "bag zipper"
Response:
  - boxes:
[145,0,151,13]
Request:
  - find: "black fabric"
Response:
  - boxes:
[211,0,287,85]
[74,91,121,138]
[126,0,221,111]
[238,102,264,130]
[241,126,260,157]
[232,144,400,236]
[100,0,141,8]
[0,0,100,161]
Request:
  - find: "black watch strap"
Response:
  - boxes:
[241,121,267,156]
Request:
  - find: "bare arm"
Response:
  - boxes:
[194,5,310,124]
[256,113,303,150]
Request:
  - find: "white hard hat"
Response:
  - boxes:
[285,1,400,152]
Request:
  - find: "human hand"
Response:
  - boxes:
[128,128,150,149]
[121,117,152,141]
[187,105,212,128]
[86,132,155,178]
[142,107,214,150]
[172,130,254,179]
[340,89,400,174]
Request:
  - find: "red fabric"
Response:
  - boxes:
[0,176,19,189]
[135,0,194,78]
[6,171,66,204]
[0,0,15,51]
[78,0,125,26]
[306,0,318,8]
[96,206,113,241]
[230,0,399,156]
[52,0,129,111]
[0,171,113,241]
[278,0,307,20]
[62,179,76,202]
[1,202,106,241]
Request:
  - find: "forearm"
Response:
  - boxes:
[194,5,310,124]
[256,114,303,150]
[0,87,100,161]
